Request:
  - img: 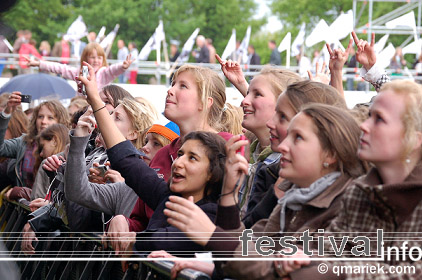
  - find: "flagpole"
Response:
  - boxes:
[167,56,181,78]
[162,31,170,85]
[163,36,170,69]
[286,46,290,69]
[3,39,13,52]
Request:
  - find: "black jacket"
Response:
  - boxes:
[242,160,279,228]
[107,140,217,256]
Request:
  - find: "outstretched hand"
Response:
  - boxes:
[216,54,249,96]
[352,31,376,70]
[122,54,135,70]
[23,55,40,67]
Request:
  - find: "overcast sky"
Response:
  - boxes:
[255,0,283,32]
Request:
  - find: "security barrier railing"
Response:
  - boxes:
[0,197,211,280]
[1,53,420,86]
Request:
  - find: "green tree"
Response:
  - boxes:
[2,0,75,44]
[2,0,265,61]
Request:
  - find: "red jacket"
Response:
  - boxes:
[19,43,42,69]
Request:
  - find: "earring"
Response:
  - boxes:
[406,158,411,164]
[323,162,329,168]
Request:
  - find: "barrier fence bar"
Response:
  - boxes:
[0,197,211,280]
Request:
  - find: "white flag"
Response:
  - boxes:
[291,23,306,57]
[179,28,200,63]
[386,11,416,30]
[236,26,251,64]
[96,26,106,43]
[138,21,165,61]
[278,32,291,52]
[402,39,422,55]
[305,19,329,47]
[65,15,88,42]
[328,10,354,41]
[377,43,396,69]
[221,29,236,60]
[386,11,418,46]
[100,24,120,49]
[374,34,389,54]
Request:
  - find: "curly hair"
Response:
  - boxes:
[380,80,422,161]
[24,100,70,144]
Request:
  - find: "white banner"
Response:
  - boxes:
[179,28,200,63]
[374,34,389,54]
[237,26,251,64]
[65,15,88,42]
[305,19,329,47]
[96,26,106,43]
[291,23,306,57]
[278,32,291,52]
[100,24,120,49]
[329,10,354,41]
[138,21,165,61]
[221,29,236,60]
[377,43,396,69]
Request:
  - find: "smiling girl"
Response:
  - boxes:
[237,67,301,213]
[149,64,233,181]
[26,42,133,92]
[79,63,229,256]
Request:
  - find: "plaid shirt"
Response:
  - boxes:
[292,161,422,280]
[360,63,391,92]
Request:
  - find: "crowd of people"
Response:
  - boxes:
[0,29,421,280]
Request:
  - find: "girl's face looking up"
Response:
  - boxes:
[169,139,211,202]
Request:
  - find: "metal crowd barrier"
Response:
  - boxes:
[3,52,421,87]
[0,197,211,280]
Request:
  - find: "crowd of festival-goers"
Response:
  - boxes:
[0,29,422,280]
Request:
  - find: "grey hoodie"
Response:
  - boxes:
[63,131,137,217]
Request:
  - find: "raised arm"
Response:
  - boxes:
[351,31,390,92]
[78,62,126,149]
[37,60,79,81]
[0,92,24,158]
[326,38,354,98]
[352,31,376,71]
[216,54,249,97]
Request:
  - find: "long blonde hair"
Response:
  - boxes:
[118,98,156,149]
[172,65,227,131]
